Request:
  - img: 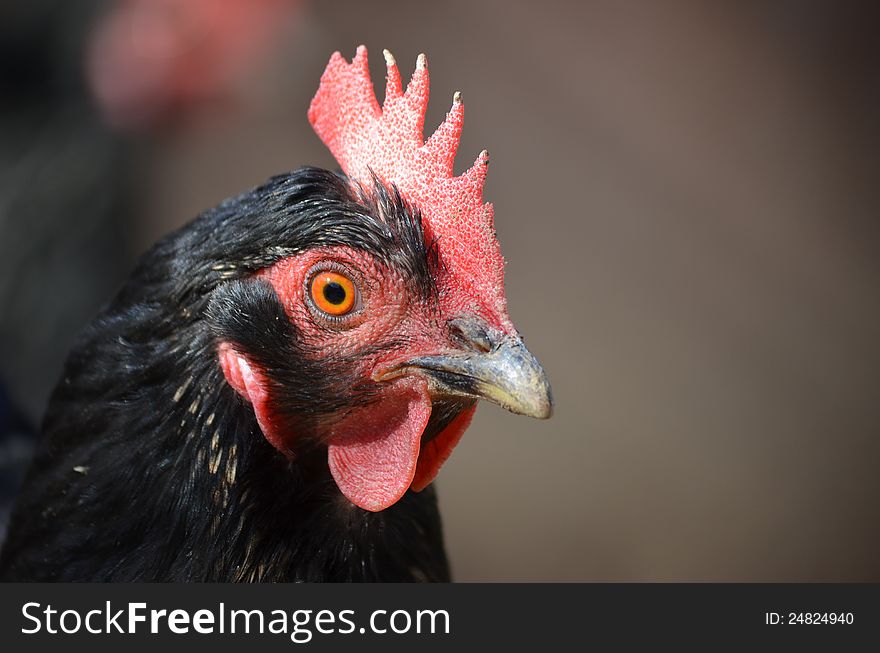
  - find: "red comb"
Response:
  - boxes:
[309,46,512,330]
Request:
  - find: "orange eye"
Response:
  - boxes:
[309,270,357,316]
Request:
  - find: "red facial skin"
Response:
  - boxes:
[218,246,488,511]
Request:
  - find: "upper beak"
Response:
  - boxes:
[380,322,553,419]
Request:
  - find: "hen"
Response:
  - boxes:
[0,46,551,581]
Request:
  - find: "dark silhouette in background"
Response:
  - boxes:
[0,1,129,538]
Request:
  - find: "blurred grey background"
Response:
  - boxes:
[1,0,879,579]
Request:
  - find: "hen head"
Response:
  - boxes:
[217,46,552,512]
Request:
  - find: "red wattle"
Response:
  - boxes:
[411,404,476,492]
[327,378,432,512]
[219,343,473,511]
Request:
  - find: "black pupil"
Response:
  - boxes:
[322,281,347,305]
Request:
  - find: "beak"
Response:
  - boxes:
[381,327,553,419]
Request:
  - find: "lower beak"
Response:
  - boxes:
[386,336,553,419]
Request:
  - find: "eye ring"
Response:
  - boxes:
[306,264,361,322]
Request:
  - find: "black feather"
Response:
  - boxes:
[0,168,460,581]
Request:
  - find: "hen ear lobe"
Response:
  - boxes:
[218,342,265,404]
[218,343,292,457]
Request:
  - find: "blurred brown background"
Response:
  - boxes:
[2,0,879,580]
